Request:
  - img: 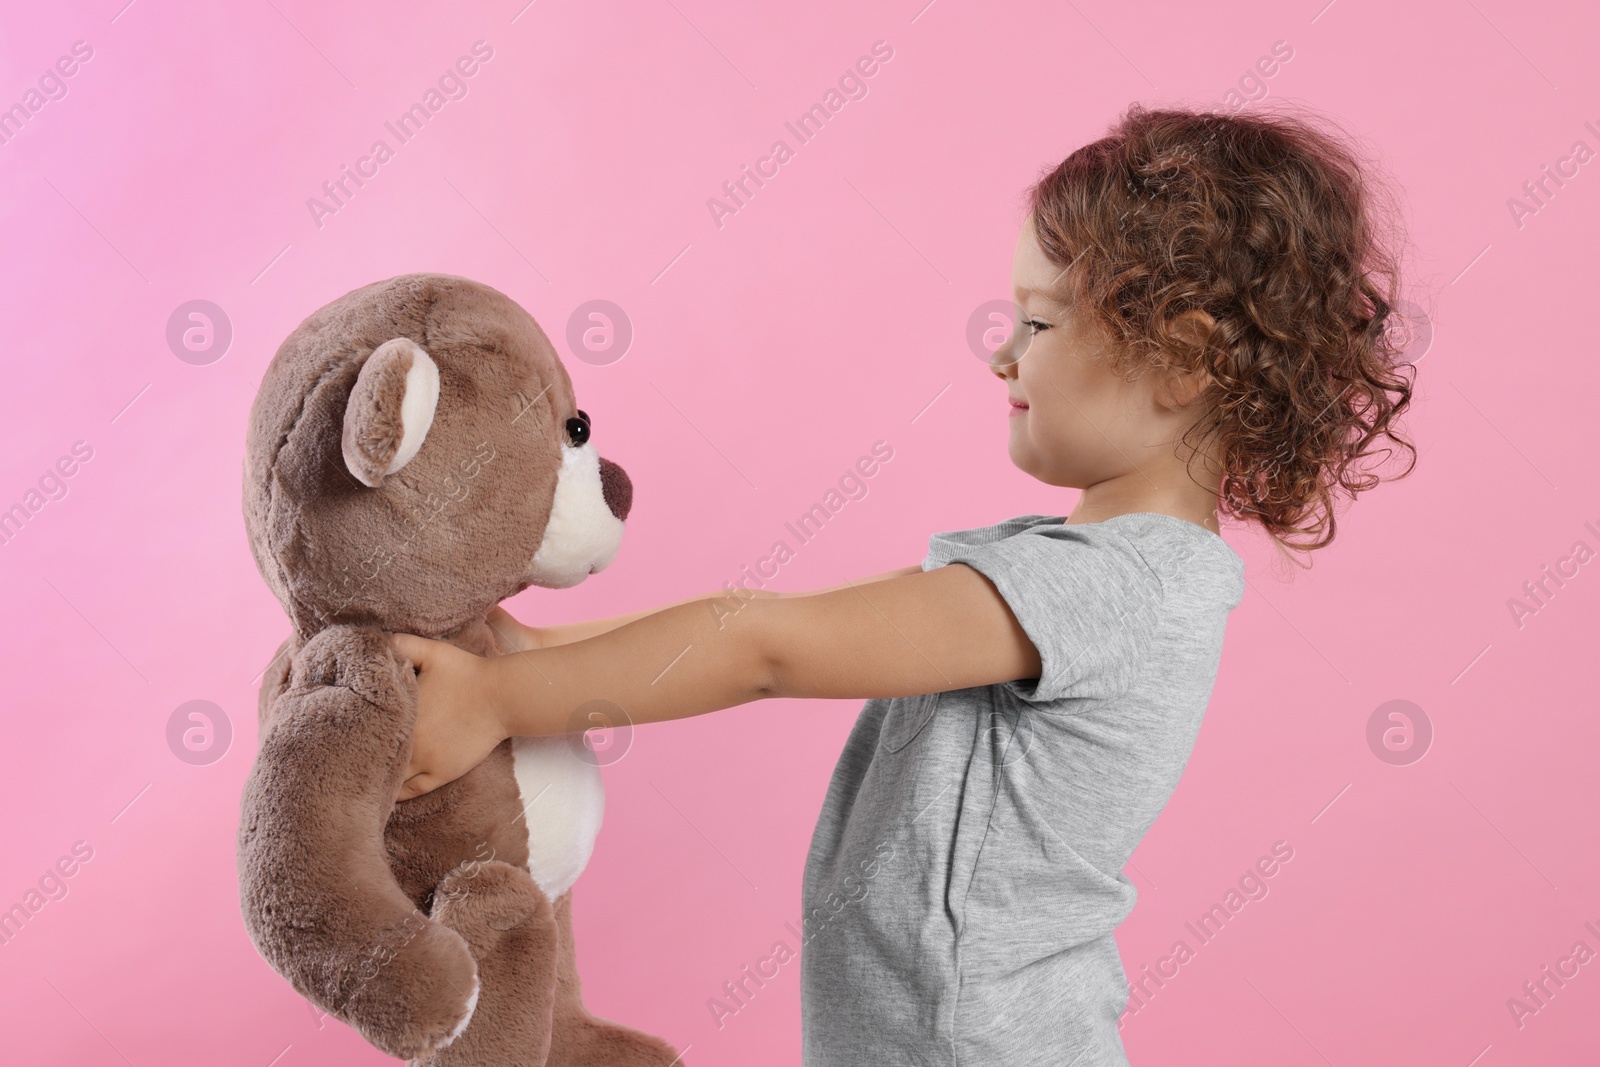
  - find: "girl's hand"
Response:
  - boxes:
[484,605,542,655]
[389,632,510,801]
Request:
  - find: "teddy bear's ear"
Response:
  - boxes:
[341,337,441,487]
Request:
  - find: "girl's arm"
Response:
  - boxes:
[392,564,1037,800]
[493,566,923,650]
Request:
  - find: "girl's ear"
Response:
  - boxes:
[1153,310,1216,410]
[341,337,441,487]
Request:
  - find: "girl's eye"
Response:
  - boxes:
[566,413,591,446]
[1023,318,1052,334]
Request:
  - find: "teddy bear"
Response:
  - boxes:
[237,273,684,1066]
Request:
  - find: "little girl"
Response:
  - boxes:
[390,102,1416,1065]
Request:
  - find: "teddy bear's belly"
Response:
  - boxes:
[510,735,605,900]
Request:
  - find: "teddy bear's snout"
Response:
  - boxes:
[598,457,632,522]
[521,443,628,588]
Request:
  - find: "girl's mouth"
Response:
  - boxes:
[1008,398,1029,418]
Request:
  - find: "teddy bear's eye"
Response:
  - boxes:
[566,413,591,446]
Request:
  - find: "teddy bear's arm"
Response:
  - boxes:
[237,624,480,1060]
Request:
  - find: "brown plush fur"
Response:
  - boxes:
[239,275,683,1065]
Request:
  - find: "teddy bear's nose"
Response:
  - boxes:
[598,457,632,522]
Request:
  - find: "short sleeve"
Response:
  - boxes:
[928,523,1164,702]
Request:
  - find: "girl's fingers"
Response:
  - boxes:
[389,632,431,667]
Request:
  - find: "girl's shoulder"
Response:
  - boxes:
[924,513,1064,550]
[924,512,1244,606]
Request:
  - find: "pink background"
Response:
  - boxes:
[2,0,1597,1063]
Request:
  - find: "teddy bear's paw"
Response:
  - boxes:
[418,860,560,1065]
[336,919,482,1061]
[550,1015,687,1067]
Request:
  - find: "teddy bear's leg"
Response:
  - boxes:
[546,889,687,1067]
[416,859,561,1067]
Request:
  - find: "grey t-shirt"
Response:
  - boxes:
[800,512,1245,1066]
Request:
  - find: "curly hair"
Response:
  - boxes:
[1027,102,1420,553]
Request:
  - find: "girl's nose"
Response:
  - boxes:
[990,337,1021,379]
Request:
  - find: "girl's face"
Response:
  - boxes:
[992,217,1170,491]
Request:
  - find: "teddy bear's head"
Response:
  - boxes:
[243,273,631,639]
